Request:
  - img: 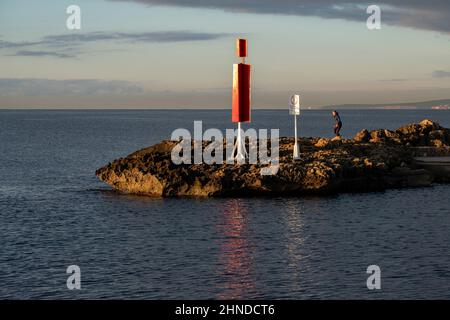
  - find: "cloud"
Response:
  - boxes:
[432,70,450,78]
[0,78,146,96]
[11,50,75,58]
[0,31,230,58]
[0,40,41,49]
[108,0,450,33]
[42,31,229,45]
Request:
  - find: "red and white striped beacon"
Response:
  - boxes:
[231,38,251,161]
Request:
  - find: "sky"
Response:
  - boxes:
[0,0,449,108]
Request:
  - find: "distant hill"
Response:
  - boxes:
[319,99,450,110]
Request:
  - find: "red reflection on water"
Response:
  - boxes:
[215,199,255,299]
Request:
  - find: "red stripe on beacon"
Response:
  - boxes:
[232,38,251,123]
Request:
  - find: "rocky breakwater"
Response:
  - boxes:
[96,119,450,197]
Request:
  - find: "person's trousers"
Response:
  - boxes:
[334,121,342,135]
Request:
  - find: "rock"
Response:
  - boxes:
[354,129,370,142]
[394,119,449,147]
[384,129,402,143]
[430,139,445,148]
[330,135,343,147]
[314,138,330,148]
[429,130,447,143]
[363,158,373,168]
[96,119,450,197]
[369,129,386,143]
[314,136,343,149]
[396,123,421,136]
[367,128,402,144]
[419,119,441,130]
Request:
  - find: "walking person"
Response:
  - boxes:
[332,110,342,136]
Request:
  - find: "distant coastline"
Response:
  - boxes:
[319,99,450,110]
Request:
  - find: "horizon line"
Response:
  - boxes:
[1,99,449,110]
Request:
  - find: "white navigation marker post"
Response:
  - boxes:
[289,94,301,160]
[233,122,248,162]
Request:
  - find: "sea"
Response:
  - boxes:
[0,109,449,299]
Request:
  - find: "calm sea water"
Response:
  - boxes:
[1,109,450,299]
